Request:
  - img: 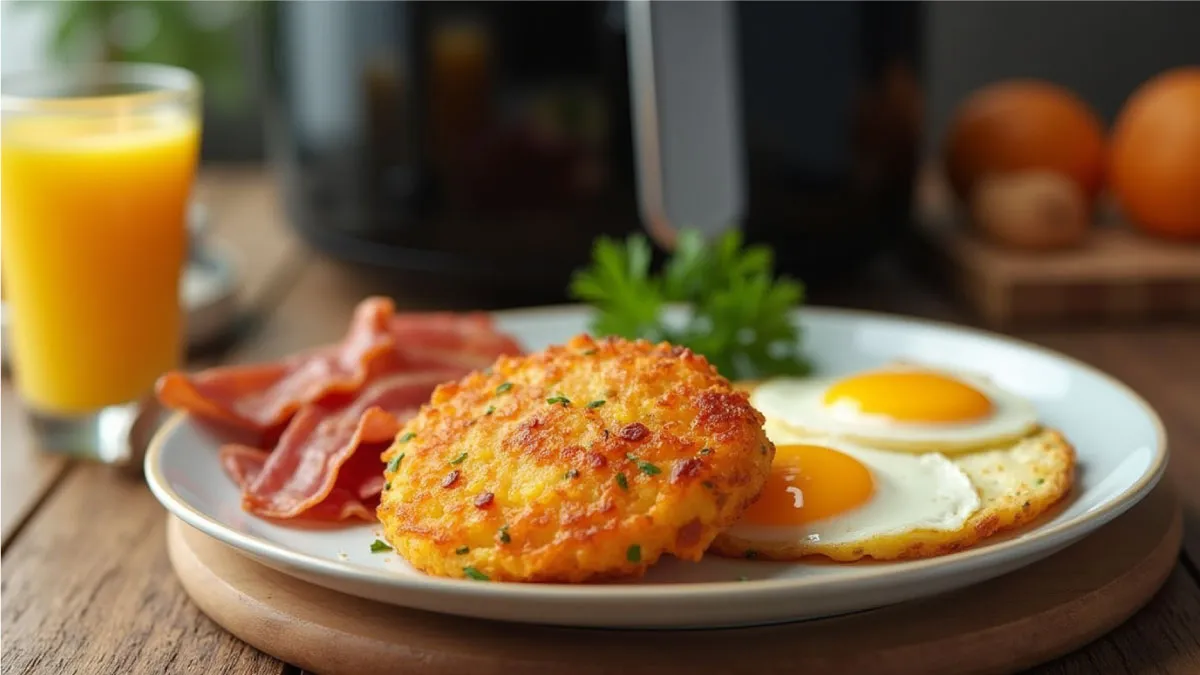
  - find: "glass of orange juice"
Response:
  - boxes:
[1,64,201,462]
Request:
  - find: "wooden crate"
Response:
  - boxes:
[916,168,1200,329]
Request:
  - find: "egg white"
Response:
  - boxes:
[712,420,1075,562]
[748,367,1040,453]
[721,426,981,550]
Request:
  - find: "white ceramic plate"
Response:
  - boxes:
[145,305,1167,629]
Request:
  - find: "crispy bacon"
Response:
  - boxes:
[390,312,523,371]
[157,296,524,523]
[240,370,457,520]
[220,445,270,487]
[157,297,399,445]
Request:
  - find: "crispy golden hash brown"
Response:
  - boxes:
[377,334,774,582]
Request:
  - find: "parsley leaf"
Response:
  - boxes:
[370,539,392,553]
[386,453,404,473]
[627,454,661,476]
[627,544,642,563]
[569,230,810,380]
[463,566,489,581]
[569,234,667,341]
[637,461,661,476]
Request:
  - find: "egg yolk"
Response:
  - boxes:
[822,370,993,423]
[741,444,874,526]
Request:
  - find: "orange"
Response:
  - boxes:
[1109,66,1200,240]
[944,80,1106,203]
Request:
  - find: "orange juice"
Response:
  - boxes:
[1,112,199,413]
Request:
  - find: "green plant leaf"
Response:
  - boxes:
[569,229,810,379]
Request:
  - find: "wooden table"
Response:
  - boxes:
[3,167,1198,674]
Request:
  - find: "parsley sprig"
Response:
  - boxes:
[569,230,810,380]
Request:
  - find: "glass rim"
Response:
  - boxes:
[0,62,201,114]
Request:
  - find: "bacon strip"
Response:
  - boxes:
[240,369,460,520]
[220,445,271,487]
[390,312,523,371]
[157,297,399,444]
[159,296,525,523]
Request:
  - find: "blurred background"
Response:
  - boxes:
[4,0,1198,328]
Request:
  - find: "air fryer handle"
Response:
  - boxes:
[626,0,746,248]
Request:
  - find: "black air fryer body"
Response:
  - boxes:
[263,1,923,304]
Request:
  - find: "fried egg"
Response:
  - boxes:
[749,365,1039,452]
[710,421,1075,562]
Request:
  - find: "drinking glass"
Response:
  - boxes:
[1,63,201,462]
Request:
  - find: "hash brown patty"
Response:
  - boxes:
[378,334,774,582]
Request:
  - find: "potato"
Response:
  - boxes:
[970,171,1091,250]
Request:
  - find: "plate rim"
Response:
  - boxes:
[144,303,1170,603]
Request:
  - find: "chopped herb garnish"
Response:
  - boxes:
[463,566,489,581]
[384,482,391,490]
[495,382,513,395]
[634,459,661,476]
[565,469,581,479]
[582,349,597,356]
[449,452,468,465]
[546,394,571,407]
[386,453,405,473]
[702,480,715,489]
[484,405,496,416]
[615,472,629,490]
[497,525,511,544]
[456,546,470,555]
[587,399,606,409]
[627,544,642,563]
[744,549,759,560]
[699,447,713,455]
[370,539,393,553]
[1035,478,1045,486]
[398,432,416,444]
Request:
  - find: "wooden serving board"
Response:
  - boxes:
[924,224,1200,328]
[167,484,1181,675]
[915,167,1200,329]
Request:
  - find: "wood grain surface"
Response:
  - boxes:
[168,484,1182,675]
[1,467,280,674]
[0,388,68,547]
[3,167,1198,675]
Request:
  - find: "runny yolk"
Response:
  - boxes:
[741,444,874,526]
[822,370,993,423]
